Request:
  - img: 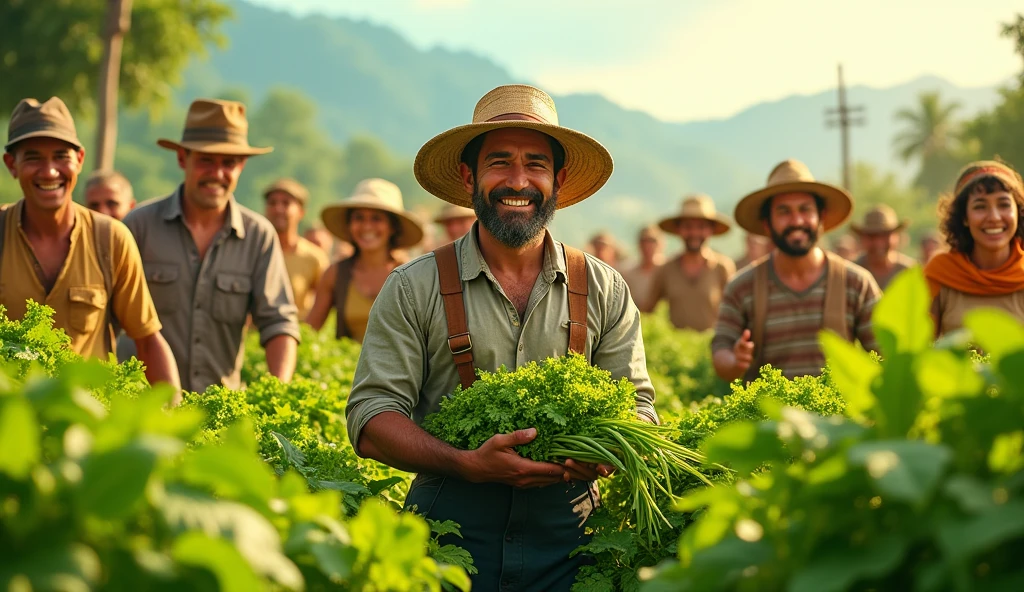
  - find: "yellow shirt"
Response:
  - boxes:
[284,236,330,319]
[1,200,162,358]
[343,281,374,343]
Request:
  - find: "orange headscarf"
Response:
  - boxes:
[924,239,1024,299]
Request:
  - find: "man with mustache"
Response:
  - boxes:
[346,85,655,591]
[121,99,300,392]
[711,160,880,383]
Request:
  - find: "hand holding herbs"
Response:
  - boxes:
[423,353,709,543]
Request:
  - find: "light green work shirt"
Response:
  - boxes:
[346,227,657,453]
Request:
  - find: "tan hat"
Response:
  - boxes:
[5,97,82,151]
[321,178,424,249]
[157,99,272,156]
[734,159,853,237]
[851,205,906,235]
[263,178,309,205]
[433,203,477,224]
[658,194,731,236]
[638,224,663,242]
[414,84,613,209]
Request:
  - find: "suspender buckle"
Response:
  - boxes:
[448,332,473,355]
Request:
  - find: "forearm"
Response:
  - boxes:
[265,334,298,382]
[134,332,182,404]
[712,348,743,383]
[358,411,470,478]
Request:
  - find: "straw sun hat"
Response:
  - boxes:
[158,99,272,156]
[734,159,853,237]
[414,84,613,209]
[658,194,732,236]
[433,203,477,224]
[320,178,424,249]
[851,205,906,235]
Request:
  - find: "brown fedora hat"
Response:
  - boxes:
[433,203,477,224]
[5,97,82,151]
[734,159,853,237]
[157,99,272,156]
[851,204,906,235]
[263,177,309,205]
[658,194,731,236]
[414,84,613,210]
[321,178,424,249]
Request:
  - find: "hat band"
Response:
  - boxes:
[180,126,249,145]
[485,113,550,124]
[956,165,1021,195]
[7,120,78,144]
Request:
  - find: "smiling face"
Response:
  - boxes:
[178,149,247,211]
[677,218,714,253]
[3,137,84,211]
[965,185,1019,255]
[762,192,823,257]
[347,208,396,253]
[858,230,900,260]
[85,177,135,221]
[265,190,304,235]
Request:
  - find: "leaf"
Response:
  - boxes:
[182,444,276,504]
[271,431,308,471]
[0,397,40,479]
[989,431,1024,473]
[944,475,997,514]
[76,441,158,519]
[913,350,984,399]
[963,308,1024,363]
[439,563,473,591]
[871,267,933,357]
[368,476,406,496]
[937,500,1024,560]
[431,544,477,575]
[788,534,908,592]
[819,331,879,421]
[427,519,464,538]
[702,421,786,476]
[848,440,952,506]
[0,543,101,592]
[775,407,865,452]
[873,353,923,438]
[172,532,264,592]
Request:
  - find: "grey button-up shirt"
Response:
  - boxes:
[122,186,300,392]
[346,227,657,452]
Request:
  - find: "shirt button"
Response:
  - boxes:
[505,534,512,542]
[518,344,524,352]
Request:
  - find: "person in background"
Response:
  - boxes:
[621,224,665,307]
[84,169,135,221]
[588,230,622,268]
[852,204,918,290]
[920,230,945,263]
[643,194,735,331]
[263,178,330,320]
[831,232,860,261]
[303,224,343,259]
[734,231,772,270]
[925,161,1024,336]
[434,203,477,243]
[305,178,423,342]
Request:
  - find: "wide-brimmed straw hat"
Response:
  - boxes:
[5,97,82,151]
[433,203,477,224]
[851,204,906,235]
[158,99,272,156]
[320,178,424,249]
[414,84,613,209]
[734,159,853,237]
[658,194,731,236]
[263,178,309,205]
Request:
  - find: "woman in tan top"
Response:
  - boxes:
[925,161,1024,337]
[306,179,424,342]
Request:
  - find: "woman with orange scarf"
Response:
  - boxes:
[925,161,1024,336]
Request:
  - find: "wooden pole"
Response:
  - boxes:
[825,64,865,191]
[95,0,133,171]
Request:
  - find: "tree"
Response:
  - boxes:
[892,92,965,195]
[1003,13,1024,85]
[95,0,134,171]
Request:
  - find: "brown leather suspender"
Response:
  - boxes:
[434,241,589,390]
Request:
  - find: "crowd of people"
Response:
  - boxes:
[3,83,1024,590]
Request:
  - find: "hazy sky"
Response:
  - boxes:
[248,0,1021,122]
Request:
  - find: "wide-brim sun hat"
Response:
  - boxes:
[433,203,477,224]
[658,194,732,236]
[321,178,424,249]
[157,98,272,156]
[414,84,613,209]
[851,204,906,235]
[733,159,853,237]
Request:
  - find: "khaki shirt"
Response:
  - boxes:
[1,200,161,358]
[648,249,736,331]
[855,252,918,290]
[122,187,300,392]
[346,228,657,451]
[284,236,330,319]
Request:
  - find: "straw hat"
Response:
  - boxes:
[433,203,477,224]
[263,178,309,205]
[658,194,731,236]
[414,84,613,209]
[5,97,82,151]
[320,178,424,249]
[851,205,906,235]
[158,99,272,156]
[734,159,853,237]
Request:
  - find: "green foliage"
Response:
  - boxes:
[641,305,730,412]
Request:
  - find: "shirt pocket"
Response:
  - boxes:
[213,273,251,323]
[69,286,108,334]
[145,263,180,314]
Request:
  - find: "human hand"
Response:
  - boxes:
[458,428,567,488]
[733,329,754,372]
[561,459,617,482]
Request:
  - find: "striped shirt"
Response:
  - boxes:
[711,255,880,381]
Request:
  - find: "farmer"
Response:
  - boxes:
[345,84,656,590]
[84,169,135,221]
[620,224,665,307]
[735,231,772,270]
[588,230,622,268]
[121,99,300,392]
[712,159,881,383]
[1,97,180,391]
[262,178,330,320]
[434,202,477,243]
[642,194,735,331]
[852,204,917,290]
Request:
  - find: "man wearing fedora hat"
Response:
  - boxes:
[852,204,918,290]
[434,203,477,243]
[642,194,736,331]
[346,84,655,590]
[121,98,300,393]
[712,159,881,383]
[2,97,180,391]
[263,178,330,320]
[621,224,666,307]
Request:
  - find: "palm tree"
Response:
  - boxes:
[893,91,962,163]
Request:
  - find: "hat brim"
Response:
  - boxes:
[733,181,853,237]
[5,130,83,152]
[850,220,907,235]
[157,138,273,156]
[414,121,613,209]
[657,214,731,236]
[321,200,424,249]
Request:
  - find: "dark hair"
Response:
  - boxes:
[345,209,402,257]
[459,131,566,179]
[938,176,1024,254]
[758,193,826,222]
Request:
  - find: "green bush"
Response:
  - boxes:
[641,305,730,413]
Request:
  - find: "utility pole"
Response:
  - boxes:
[824,64,865,191]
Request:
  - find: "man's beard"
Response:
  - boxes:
[473,183,557,248]
[684,237,705,253]
[770,224,819,256]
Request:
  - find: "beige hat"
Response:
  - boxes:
[734,159,853,237]
[658,194,731,236]
[6,97,82,151]
[851,205,906,235]
[158,99,272,156]
[263,178,309,205]
[320,178,424,249]
[433,203,477,224]
[414,84,613,209]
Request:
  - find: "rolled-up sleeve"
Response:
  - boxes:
[250,229,300,346]
[110,222,162,340]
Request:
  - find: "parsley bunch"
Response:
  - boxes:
[423,353,709,544]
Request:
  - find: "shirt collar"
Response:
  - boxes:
[457,223,567,285]
[13,199,84,242]
[161,184,247,239]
